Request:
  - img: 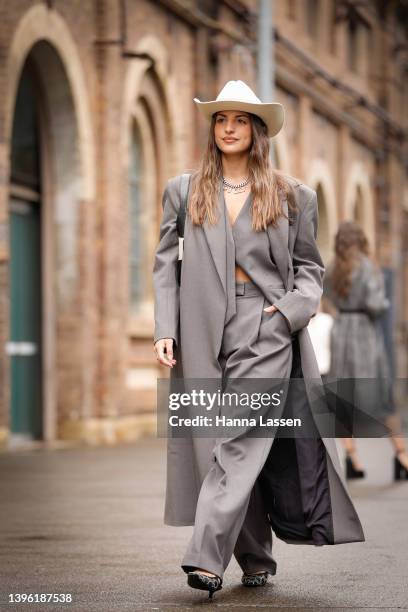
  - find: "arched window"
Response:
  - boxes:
[345,7,370,76]
[129,124,143,312]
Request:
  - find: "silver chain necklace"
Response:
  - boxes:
[222,176,250,194]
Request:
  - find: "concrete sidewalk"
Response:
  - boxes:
[0,437,407,611]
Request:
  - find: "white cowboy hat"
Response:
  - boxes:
[193,80,284,137]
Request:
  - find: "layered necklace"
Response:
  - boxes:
[222,175,250,194]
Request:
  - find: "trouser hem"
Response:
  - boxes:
[181,558,225,580]
[240,561,277,576]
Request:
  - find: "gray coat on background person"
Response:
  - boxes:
[323,253,394,420]
[153,172,365,546]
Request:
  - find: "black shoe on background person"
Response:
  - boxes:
[394,451,408,481]
[345,452,366,479]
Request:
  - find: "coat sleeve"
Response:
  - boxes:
[272,190,325,334]
[362,258,390,318]
[152,179,180,348]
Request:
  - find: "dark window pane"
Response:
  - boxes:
[10,63,41,190]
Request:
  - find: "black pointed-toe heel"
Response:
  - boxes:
[394,452,408,481]
[345,454,366,479]
[187,571,223,599]
[241,571,269,587]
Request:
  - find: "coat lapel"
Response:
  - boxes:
[202,180,228,295]
[202,180,291,293]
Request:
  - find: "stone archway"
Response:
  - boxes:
[5,4,95,200]
[314,182,331,263]
[121,34,180,178]
[344,162,375,250]
[307,159,338,264]
[3,5,96,443]
[121,36,178,322]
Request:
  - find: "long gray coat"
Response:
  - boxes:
[153,173,365,545]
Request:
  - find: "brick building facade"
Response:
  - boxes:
[0,0,407,447]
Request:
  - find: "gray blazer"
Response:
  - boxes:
[153,174,324,348]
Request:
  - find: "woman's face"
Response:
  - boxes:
[214,110,253,155]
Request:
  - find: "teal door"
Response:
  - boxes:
[9,61,43,440]
[9,198,43,439]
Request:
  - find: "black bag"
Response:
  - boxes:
[176,173,192,285]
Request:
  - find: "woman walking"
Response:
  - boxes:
[323,221,408,481]
[153,80,365,599]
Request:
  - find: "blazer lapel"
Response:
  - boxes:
[266,195,291,291]
[202,181,291,295]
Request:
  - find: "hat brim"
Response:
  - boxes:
[193,98,284,137]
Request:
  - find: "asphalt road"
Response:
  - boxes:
[0,437,407,611]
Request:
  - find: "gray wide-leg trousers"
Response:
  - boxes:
[181,280,293,579]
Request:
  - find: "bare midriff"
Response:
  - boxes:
[235,265,251,282]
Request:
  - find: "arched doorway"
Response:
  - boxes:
[7,39,88,442]
[307,159,338,265]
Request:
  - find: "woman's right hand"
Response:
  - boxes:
[154,338,177,368]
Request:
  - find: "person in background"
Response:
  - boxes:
[307,298,334,382]
[323,220,408,481]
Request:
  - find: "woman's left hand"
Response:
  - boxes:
[263,304,291,332]
[263,304,278,314]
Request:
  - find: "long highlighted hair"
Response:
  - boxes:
[329,220,378,298]
[188,112,299,231]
